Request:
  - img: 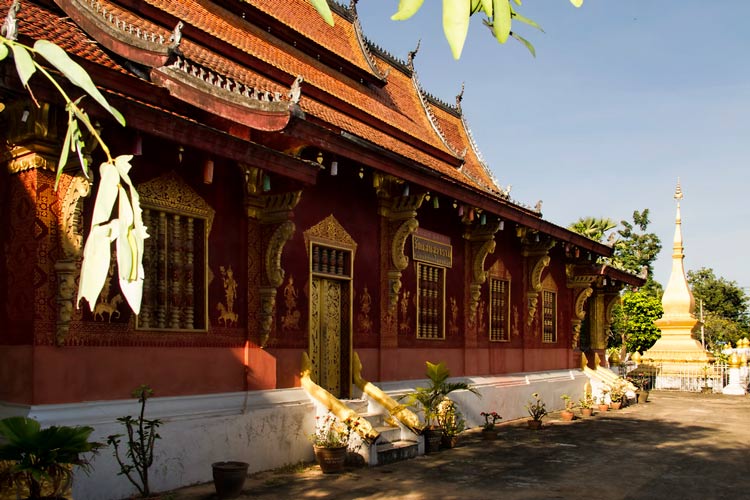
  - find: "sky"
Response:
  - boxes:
[355,1,750,291]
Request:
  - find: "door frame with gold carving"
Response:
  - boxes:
[304,216,357,399]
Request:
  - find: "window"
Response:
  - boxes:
[542,290,556,343]
[489,278,510,341]
[416,262,445,339]
[135,171,214,331]
[138,210,207,330]
[311,244,351,278]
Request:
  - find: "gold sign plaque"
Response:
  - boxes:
[412,234,452,268]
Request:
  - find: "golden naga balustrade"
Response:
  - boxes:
[352,353,424,434]
[300,353,379,443]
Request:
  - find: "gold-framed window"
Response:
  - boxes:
[135,171,214,332]
[542,289,557,343]
[489,278,510,342]
[416,262,445,340]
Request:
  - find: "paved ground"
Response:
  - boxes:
[168,391,749,499]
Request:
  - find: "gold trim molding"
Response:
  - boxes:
[138,171,216,233]
[303,214,358,256]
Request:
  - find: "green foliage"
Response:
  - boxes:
[612,209,662,281]
[610,290,663,353]
[568,217,617,243]
[687,267,748,350]
[688,268,749,326]
[0,417,101,499]
[1,34,146,315]
[403,361,479,428]
[525,393,547,421]
[107,385,162,498]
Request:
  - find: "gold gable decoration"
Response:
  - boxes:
[138,171,215,233]
[304,215,357,256]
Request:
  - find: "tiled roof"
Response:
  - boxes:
[10,2,125,73]
[239,0,379,77]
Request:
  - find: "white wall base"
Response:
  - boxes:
[0,369,586,500]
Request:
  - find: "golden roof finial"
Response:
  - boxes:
[674,178,683,201]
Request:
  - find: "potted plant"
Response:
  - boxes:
[608,380,627,410]
[559,395,575,421]
[107,385,162,498]
[403,361,479,453]
[578,394,595,417]
[627,372,651,403]
[479,411,502,440]
[525,393,547,429]
[0,417,102,499]
[437,400,465,449]
[309,412,352,473]
[597,387,610,413]
[700,365,712,394]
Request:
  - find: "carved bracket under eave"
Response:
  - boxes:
[465,221,500,318]
[570,287,593,351]
[526,254,550,326]
[258,287,276,348]
[265,220,296,289]
[55,174,92,345]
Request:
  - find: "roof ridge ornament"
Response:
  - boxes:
[1,0,21,41]
[288,75,303,104]
[349,0,389,82]
[407,39,421,70]
[168,20,184,52]
[456,82,465,113]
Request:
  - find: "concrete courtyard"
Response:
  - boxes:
[168,391,749,499]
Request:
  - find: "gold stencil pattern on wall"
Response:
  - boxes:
[448,297,460,336]
[357,286,373,334]
[398,290,412,335]
[93,259,122,322]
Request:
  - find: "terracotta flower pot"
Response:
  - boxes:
[313,445,347,473]
[580,407,593,418]
[598,404,610,413]
[441,434,460,449]
[636,390,650,403]
[560,410,574,421]
[481,428,498,440]
[610,401,622,410]
[527,419,543,430]
[423,428,444,454]
[212,461,249,499]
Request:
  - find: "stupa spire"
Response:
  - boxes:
[661,178,694,317]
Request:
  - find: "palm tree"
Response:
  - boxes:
[568,217,617,243]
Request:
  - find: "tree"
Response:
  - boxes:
[687,267,749,327]
[567,217,617,243]
[687,267,748,349]
[309,0,584,59]
[568,210,662,296]
[609,291,663,354]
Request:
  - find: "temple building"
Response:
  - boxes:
[1,1,642,497]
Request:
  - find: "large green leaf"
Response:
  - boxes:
[0,417,41,450]
[0,43,8,61]
[511,31,536,57]
[33,40,125,126]
[492,0,511,44]
[443,0,471,59]
[391,0,425,20]
[10,44,36,89]
[510,6,543,31]
[309,0,334,26]
[570,0,584,7]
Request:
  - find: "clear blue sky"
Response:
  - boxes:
[356,1,750,290]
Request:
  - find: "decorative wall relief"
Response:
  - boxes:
[565,264,597,350]
[477,299,487,336]
[215,265,239,327]
[448,296,460,337]
[93,261,123,322]
[512,305,520,337]
[356,286,373,334]
[281,275,301,332]
[398,290,412,335]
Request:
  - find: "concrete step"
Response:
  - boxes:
[376,439,419,465]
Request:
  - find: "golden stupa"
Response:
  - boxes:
[642,180,713,368]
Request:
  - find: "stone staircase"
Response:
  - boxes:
[344,398,423,466]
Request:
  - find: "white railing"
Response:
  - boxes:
[616,363,748,393]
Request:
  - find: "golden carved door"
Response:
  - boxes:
[309,276,350,398]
